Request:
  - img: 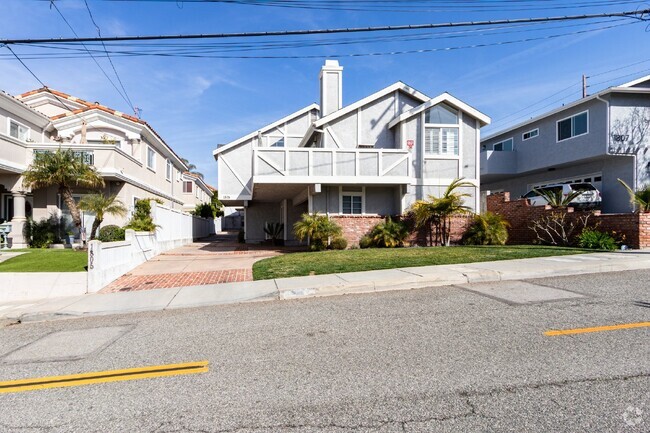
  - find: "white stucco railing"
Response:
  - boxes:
[253,148,410,181]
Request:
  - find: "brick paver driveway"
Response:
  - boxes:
[101,233,294,293]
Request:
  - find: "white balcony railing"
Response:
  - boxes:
[253,147,410,182]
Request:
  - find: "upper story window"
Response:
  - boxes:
[268,136,284,147]
[490,138,514,152]
[557,111,588,142]
[424,103,460,156]
[425,103,459,124]
[9,119,30,141]
[425,127,459,156]
[33,149,94,165]
[183,181,193,194]
[166,159,172,181]
[522,129,539,141]
[147,146,156,170]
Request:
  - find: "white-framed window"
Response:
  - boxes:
[267,136,285,147]
[425,127,459,156]
[8,119,30,141]
[557,110,588,142]
[166,159,172,181]
[424,103,460,156]
[340,186,364,215]
[183,181,193,194]
[490,138,514,152]
[146,146,156,170]
[522,128,539,141]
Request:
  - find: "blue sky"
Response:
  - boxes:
[2,0,649,186]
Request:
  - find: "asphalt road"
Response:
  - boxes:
[0,269,648,432]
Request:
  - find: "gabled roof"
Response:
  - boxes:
[620,74,650,88]
[213,103,319,156]
[18,87,188,170]
[313,81,430,128]
[388,92,491,129]
[0,90,52,128]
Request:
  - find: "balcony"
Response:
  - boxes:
[253,148,411,184]
[480,150,517,181]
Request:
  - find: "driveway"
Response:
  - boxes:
[100,232,296,293]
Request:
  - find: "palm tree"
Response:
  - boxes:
[22,148,104,229]
[533,187,583,208]
[410,178,474,246]
[617,178,650,212]
[181,157,204,180]
[78,193,128,240]
[293,213,342,251]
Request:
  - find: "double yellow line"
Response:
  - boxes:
[0,361,209,394]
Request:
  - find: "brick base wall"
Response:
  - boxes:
[487,192,650,249]
[331,215,385,246]
[332,214,473,247]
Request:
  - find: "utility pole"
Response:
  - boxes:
[582,74,587,98]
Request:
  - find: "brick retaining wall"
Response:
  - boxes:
[486,192,650,249]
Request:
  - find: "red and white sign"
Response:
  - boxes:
[406,139,414,149]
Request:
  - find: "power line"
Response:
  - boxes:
[2,8,648,45]
[82,0,137,115]
[48,0,137,114]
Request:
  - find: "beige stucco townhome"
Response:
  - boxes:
[0,88,213,248]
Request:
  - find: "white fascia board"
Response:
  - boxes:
[0,157,26,173]
[388,92,491,129]
[298,124,318,148]
[0,92,51,128]
[313,82,430,128]
[213,103,320,156]
[482,86,650,142]
[99,169,185,205]
[619,74,650,88]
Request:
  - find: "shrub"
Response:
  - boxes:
[330,237,348,250]
[368,217,409,248]
[578,229,617,250]
[263,222,284,246]
[462,212,510,246]
[529,211,591,246]
[23,214,71,248]
[97,225,125,242]
[192,202,215,219]
[124,199,157,232]
[293,213,342,251]
[358,235,372,249]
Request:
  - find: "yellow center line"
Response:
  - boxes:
[544,321,650,336]
[0,361,209,394]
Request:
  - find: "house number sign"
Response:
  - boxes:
[612,135,630,143]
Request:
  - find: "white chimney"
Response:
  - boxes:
[319,60,343,117]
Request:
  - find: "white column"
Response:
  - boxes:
[8,191,28,248]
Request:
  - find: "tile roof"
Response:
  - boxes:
[18,87,187,170]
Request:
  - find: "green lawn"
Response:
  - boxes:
[0,249,88,272]
[252,245,591,280]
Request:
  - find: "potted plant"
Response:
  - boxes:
[263,222,284,246]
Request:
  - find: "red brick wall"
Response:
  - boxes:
[332,214,473,247]
[486,192,650,249]
[331,215,385,246]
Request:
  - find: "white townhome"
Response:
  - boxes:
[213,60,491,246]
[0,88,213,248]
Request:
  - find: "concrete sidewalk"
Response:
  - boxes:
[1,251,649,323]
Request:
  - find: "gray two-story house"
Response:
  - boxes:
[481,75,650,213]
[213,60,490,245]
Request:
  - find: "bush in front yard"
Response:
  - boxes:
[23,214,70,248]
[293,213,342,251]
[330,237,348,250]
[359,235,372,249]
[462,212,510,246]
[124,199,157,232]
[368,217,409,248]
[97,225,125,242]
[577,229,617,250]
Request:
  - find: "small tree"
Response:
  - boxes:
[22,148,104,229]
[78,193,127,240]
[293,213,342,251]
[617,178,650,212]
[410,178,474,246]
[124,199,158,232]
